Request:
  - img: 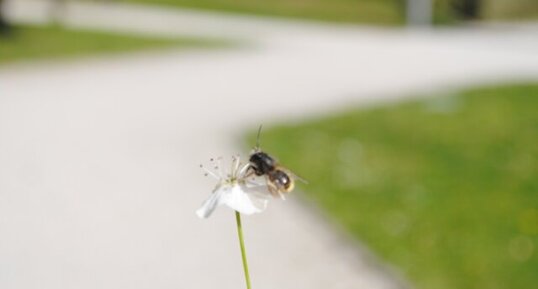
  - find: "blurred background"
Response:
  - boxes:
[0,1,537,289]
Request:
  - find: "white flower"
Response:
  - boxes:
[196,156,270,219]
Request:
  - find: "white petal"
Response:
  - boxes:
[243,185,270,210]
[196,186,225,219]
[247,193,269,212]
[245,184,271,198]
[220,185,267,215]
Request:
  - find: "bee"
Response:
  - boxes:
[248,126,305,199]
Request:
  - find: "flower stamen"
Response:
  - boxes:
[196,154,271,219]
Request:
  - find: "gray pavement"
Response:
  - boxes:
[1,1,538,289]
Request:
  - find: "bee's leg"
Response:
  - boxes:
[243,166,256,179]
[266,180,279,197]
[266,180,285,200]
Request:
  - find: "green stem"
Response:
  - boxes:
[235,211,252,289]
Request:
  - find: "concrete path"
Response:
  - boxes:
[1,1,538,289]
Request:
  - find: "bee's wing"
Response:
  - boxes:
[291,171,308,184]
[278,166,308,184]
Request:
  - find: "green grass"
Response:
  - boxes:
[0,24,226,64]
[251,84,538,289]
[125,0,538,25]
[125,0,405,25]
[483,0,538,19]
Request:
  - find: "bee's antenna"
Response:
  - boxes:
[255,125,263,151]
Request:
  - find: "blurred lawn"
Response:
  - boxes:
[0,25,225,64]
[125,0,404,25]
[483,0,538,19]
[125,0,538,24]
[253,84,538,289]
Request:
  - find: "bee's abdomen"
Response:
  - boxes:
[269,170,294,192]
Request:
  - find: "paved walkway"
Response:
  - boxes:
[1,1,538,289]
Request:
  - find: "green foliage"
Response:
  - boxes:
[252,84,538,289]
[0,25,225,64]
